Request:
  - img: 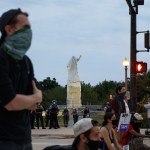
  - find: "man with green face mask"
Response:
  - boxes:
[0,8,42,150]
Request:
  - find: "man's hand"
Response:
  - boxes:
[32,80,42,103]
[29,104,37,111]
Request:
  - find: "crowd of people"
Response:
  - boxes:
[1,8,150,150]
[43,84,150,150]
[29,85,150,150]
[30,100,60,130]
[30,102,91,129]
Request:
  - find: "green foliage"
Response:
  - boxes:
[137,71,150,101]
[42,86,66,108]
[35,77,123,108]
[36,71,150,110]
[136,97,148,128]
[36,77,59,91]
[94,80,118,104]
[81,82,99,105]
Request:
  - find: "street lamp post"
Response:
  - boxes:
[123,58,129,91]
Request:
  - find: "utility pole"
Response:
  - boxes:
[125,0,144,112]
[130,9,137,112]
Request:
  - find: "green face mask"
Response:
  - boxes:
[1,26,32,60]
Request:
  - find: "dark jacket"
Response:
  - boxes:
[0,48,34,144]
[114,93,126,124]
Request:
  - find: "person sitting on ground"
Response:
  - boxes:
[72,118,101,150]
[43,118,100,150]
[99,112,122,150]
[121,112,150,150]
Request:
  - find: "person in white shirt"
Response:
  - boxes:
[144,98,150,128]
[124,91,130,114]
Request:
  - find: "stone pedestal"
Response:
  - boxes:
[67,82,81,108]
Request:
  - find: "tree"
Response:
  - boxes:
[94,80,118,104]
[36,77,59,91]
[137,70,150,101]
[81,82,98,105]
[42,86,67,108]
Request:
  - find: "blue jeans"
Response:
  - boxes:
[0,141,32,150]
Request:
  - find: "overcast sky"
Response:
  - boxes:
[1,0,150,86]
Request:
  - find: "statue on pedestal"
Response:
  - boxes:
[67,55,82,108]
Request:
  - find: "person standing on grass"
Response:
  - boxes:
[62,107,69,127]
[72,108,78,124]
[35,103,45,129]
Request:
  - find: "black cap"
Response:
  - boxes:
[0,8,23,32]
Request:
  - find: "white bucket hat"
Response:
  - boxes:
[73,118,93,137]
[134,113,143,120]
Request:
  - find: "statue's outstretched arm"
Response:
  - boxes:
[77,55,82,62]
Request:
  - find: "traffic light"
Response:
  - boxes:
[145,32,150,49]
[136,61,147,73]
[134,0,144,5]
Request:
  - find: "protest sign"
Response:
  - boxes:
[118,113,131,132]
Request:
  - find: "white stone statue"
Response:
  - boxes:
[67,55,82,108]
[67,55,81,84]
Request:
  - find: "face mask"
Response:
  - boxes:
[1,26,32,60]
[119,92,126,99]
[86,140,101,150]
[111,120,117,126]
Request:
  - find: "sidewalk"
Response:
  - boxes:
[32,128,150,147]
[31,127,74,138]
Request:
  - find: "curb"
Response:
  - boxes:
[32,134,74,138]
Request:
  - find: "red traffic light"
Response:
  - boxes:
[136,61,147,73]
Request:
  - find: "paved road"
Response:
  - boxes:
[31,127,150,150]
[32,136,73,150]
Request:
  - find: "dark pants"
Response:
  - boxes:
[49,114,59,129]
[45,115,50,127]
[73,115,78,124]
[30,113,35,129]
[63,115,69,127]
[0,141,32,150]
[36,113,45,129]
